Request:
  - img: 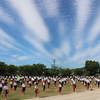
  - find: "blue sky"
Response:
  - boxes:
[0,0,100,69]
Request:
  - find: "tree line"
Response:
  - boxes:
[0,60,100,76]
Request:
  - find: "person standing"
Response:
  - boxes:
[58,82,62,95]
[0,81,3,96]
[21,81,26,95]
[34,82,39,98]
[3,82,8,100]
[71,77,76,93]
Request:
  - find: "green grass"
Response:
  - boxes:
[0,79,98,100]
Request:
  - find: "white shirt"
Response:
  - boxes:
[35,85,38,89]
[58,84,62,87]
[22,84,26,87]
[3,86,8,90]
[0,84,2,87]
[14,83,17,86]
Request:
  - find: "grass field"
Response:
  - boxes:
[0,78,97,100]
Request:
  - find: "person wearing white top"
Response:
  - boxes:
[3,82,8,100]
[47,79,50,89]
[0,81,3,96]
[42,81,46,92]
[13,81,17,91]
[71,77,76,92]
[21,81,26,95]
[34,82,39,98]
[58,82,62,95]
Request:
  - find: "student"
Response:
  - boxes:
[0,81,3,96]
[42,81,46,92]
[85,77,90,90]
[10,79,13,90]
[28,79,32,88]
[34,82,39,98]
[71,77,76,93]
[22,81,26,95]
[58,82,62,95]
[3,82,8,100]
[13,81,17,91]
[47,78,50,89]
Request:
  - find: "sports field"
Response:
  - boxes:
[0,77,99,100]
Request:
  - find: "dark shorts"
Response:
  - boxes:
[35,89,38,94]
[48,83,50,86]
[14,85,17,89]
[10,84,13,88]
[4,90,7,94]
[73,84,76,88]
[22,87,26,91]
[0,87,2,91]
[59,87,62,91]
[42,85,45,89]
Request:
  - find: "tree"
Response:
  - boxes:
[74,68,84,76]
[0,61,7,75]
[85,60,99,75]
[50,65,59,76]
[6,64,18,75]
[18,65,33,75]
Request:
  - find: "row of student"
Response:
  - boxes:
[0,76,98,99]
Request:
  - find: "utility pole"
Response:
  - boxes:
[53,59,56,66]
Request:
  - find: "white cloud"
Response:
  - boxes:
[54,49,63,58]
[54,41,71,58]
[87,12,100,42]
[0,6,14,24]
[8,0,50,42]
[41,0,59,17]
[75,0,92,34]
[70,43,100,63]
[58,21,67,36]
[0,29,20,51]
[74,0,93,49]
[24,33,53,58]
[17,56,29,60]
[11,54,18,58]
[61,41,71,56]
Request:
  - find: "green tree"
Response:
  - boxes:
[0,61,7,75]
[6,64,18,75]
[18,65,33,75]
[50,65,59,76]
[58,67,72,77]
[74,68,84,76]
[85,60,99,75]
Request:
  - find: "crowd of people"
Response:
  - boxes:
[0,75,99,100]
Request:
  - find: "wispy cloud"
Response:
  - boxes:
[8,0,50,42]
[54,41,71,58]
[17,56,29,60]
[0,6,14,24]
[58,21,67,36]
[74,0,93,49]
[70,43,100,63]
[87,11,100,42]
[75,0,92,34]
[41,0,59,18]
[24,33,53,58]
[0,29,20,51]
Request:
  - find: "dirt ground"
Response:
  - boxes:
[26,89,100,100]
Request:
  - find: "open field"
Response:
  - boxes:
[0,78,98,100]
